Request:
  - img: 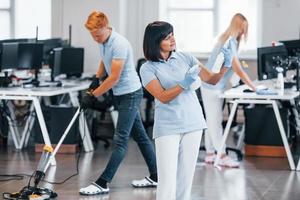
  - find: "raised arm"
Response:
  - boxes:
[144,65,199,104]
[199,47,234,84]
[199,63,228,85]
[145,80,184,104]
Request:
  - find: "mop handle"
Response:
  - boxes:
[52,107,82,157]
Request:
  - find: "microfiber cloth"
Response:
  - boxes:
[256,88,278,95]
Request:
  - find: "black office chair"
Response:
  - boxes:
[0,101,9,146]
[136,58,154,129]
[80,89,114,149]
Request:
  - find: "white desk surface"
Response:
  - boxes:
[0,80,90,97]
[220,80,300,100]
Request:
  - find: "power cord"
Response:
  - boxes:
[40,108,86,185]
[2,107,87,199]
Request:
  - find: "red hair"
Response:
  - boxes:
[85,11,109,31]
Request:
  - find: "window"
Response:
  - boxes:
[0,0,51,40]
[160,0,258,56]
[0,0,12,39]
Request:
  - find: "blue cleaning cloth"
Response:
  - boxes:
[256,88,278,95]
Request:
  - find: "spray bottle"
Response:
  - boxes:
[211,37,232,73]
[276,67,284,95]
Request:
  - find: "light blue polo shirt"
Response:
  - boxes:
[140,51,207,139]
[99,31,141,95]
[202,37,239,90]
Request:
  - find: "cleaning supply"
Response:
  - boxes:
[211,37,232,73]
[34,145,53,187]
[276,67,284,95]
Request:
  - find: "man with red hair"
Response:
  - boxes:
[79,11,157,196]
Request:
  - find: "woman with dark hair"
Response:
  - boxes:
[140,21,233,200]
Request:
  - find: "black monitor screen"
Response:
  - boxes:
[279,39,300,56]
[257,45,288,80]
[17,43,43,70]
[38,38,63,65]
[0,42,43,71]
[52,47,84,78]
[1,42,19,70]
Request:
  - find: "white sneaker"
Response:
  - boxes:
[204,154,216,164]
[79,183,109,195]
[131,177,157,188]
[219,156,240,168]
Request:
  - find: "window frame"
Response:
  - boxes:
[0,0,14,39]
[161,0,259,59]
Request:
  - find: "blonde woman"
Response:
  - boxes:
[201,13,257,167]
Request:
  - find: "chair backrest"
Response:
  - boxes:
[136,58,153,100]
[136,58,146,78]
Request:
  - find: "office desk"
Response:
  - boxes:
[0,81,94,165]
[214,80,300,170]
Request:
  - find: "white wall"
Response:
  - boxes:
[126,0,159,61]
[261,0,300,47]
[51,0,128,73]
[51,0,300,77]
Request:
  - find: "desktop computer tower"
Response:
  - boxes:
[244,106,289,146]
[34,105,79,144]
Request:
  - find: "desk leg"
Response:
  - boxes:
[69,92,94,152]
[32,98,56,166]
[6,116,20,149]
[271,101,295,170]
[297,158,300,171]
[19,103,35,149]
[214,101,238,167]
[289,99,300,133]
[6,101,21,149]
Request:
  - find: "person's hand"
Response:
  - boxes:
[80,91,97,110]
[221,47,233,68]
[89,76,100,90]
[179,65,200,90]
[255,88,278,95]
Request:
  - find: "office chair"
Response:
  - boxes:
[81,90,114,148]
[0,101,9,146]
[136,58,154,129]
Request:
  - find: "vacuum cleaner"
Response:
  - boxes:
[3,107,83,200]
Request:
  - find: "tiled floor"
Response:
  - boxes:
[1,139,300,200]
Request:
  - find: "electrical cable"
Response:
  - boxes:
[40,109,86,185]
[2,107,87,200]
[0,109,86,184]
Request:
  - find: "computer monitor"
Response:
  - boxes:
[257,45,288,80]
[0,39,33,69]
[1,42,43,70]
[0,42,19,70]
[52,47,84,79]
[38,38,63,65]
[279,39,300,56]
[17,43,44,70]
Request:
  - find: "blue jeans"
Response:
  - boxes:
[99,88,157,182]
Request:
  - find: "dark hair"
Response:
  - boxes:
[143,21,173,62]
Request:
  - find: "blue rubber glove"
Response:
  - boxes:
[179,65,200,90]
[256,88,278,95]
[221,47,233,68]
